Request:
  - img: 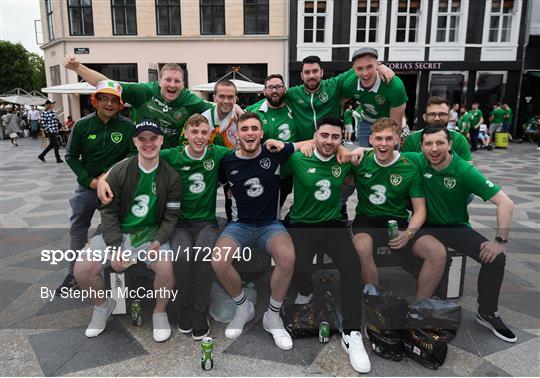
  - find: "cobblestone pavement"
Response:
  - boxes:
[1,137,539,376]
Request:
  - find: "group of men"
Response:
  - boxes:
[55,48,517,374]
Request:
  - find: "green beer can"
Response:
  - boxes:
[131,299,143,326]
[387,220,400,240]
[319,321,330,343]
[201,337,214,370]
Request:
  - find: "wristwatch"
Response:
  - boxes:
[407,230,414,240]
[495,236,508,244]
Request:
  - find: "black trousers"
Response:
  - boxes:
[426,224,506,313]
[39,133,62,161]
[470,127,480,151]
[289,221,363,333]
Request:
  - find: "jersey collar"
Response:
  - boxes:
[185,146,207,161]
[374,151,400,167]
[258,99,292,114]
[357,73,382,93]
[314,149,334,162]
[138,161,159,173]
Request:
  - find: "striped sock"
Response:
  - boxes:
[268,297,283,314]
[233,290,247,306]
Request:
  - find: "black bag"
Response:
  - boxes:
[280,291,342,338]
[363,283,409,361]
[403,298,461,370]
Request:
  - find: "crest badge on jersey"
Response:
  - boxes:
[110,132,123,144]
[331,165,341,178]
[390,174,402,186]
[203,160,215,171]
[444,177,456,189]
[375,95,386,105]
[174,110,183,120]
[260,158,271,169]
[319,92,329,103]
[151,182,157,195]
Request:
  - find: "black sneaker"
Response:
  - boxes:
[55,273,78,295]
[176,302,193,334]
[192,308,210,340]
[476,310,517,343]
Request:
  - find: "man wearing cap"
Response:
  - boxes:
[342,47,408,147]
[74,119,181,342]
[56,81,135,293]
[38,99,64,163]
[64,54,212,148]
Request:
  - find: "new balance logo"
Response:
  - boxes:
[181,166,190,171]
[87,134,96,140]
[307,168,316,173]
[424,173,432,179]
[364,173,372,178]
[231,170,239,175]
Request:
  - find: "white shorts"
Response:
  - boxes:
[345,124,353,133]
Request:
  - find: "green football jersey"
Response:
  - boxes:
[281,150,350,223]
[285,69,357,141]
[504,107,513,123]
[341,75,408,123]
[468,109,483,128]
[121,167,159,247]
[351,151,424,220]
[407,153,500,226]
[457,112,471,133]
[343,109,353,126]
[246,100,298,142]
[490,107,506,123]
[402,129,472,162]
[160,144,230,222]
[121,82,212,149]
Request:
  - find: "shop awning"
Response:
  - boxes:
[42,82,96,94]
[0,88,48,106]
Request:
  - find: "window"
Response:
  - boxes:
[200,0,225,35]
[396,0,420,42]
[111,0,137,35]
[355,0,380,43]
[50,65,61,86]
[156,0,181,35]
[244,0,269,35]
[488,0,515,42]
[68,0,94,36]
[303,0,327,43]
[435,0,460,42]
[45,0,55,40]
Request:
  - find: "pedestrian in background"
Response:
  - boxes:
[28,106,41,139]
[38,99,63,163]
[3,107,21,146]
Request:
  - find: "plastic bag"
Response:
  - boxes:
[280,291,342,338]
[363,283,409,361]
[209,282,257,322]
[403,298,461,370]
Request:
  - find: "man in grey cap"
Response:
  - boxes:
[342,47,408,146]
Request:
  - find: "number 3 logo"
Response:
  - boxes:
[369,184,387,205]
[244,178,264,198]
[314,179,331,201]
[131,194,150,217]
[188,173,206,194]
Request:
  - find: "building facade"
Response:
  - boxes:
[289,0,533,133]
[39,0,288,119]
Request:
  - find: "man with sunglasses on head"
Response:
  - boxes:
[56,80,135,294]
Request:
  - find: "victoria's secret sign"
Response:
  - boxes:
[387,62,443,70]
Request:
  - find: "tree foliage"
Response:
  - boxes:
[0,40,46,94]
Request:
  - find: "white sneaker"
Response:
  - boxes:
[85,298,116,338]
[153,312,171,342]
[294,292,313,305]
[262,311,293,350]
[341,331,371,373]
[225,301,255,339]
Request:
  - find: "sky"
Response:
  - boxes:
[0,0,43,56]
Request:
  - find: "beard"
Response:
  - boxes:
[426,120,448,128]
[266,94,285,107]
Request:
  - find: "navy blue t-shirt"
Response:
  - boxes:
[219,143,295,224]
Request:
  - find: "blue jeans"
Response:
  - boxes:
[219,221,289,252]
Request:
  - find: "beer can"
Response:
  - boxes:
[319,321,330,343]
[131,299,143,326]
[201,337,214,370]
[387,220,400,240]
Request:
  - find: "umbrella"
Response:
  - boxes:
[191,71,264,93]
[0,88,48,106]
[42,82,96,94]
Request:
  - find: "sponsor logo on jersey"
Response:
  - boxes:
[203,160,215,171]
[263,119,268,124]
[485,179,494,188]
[88,134,97,140]
[160,119,172,128]
[308,168,316,173]
[375,95,386,105]
[319,92,329,103]
[364,104,377,115]
[181,166,190,171]
[174,110,183,120]
[111,132,123,144]
[331,165,341,178]
[390,174,402,186]
[444,177,456,189]
[151,182,157,195]
[423,173,432,179]
[364,173,372,178]
[260,158,271,169]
